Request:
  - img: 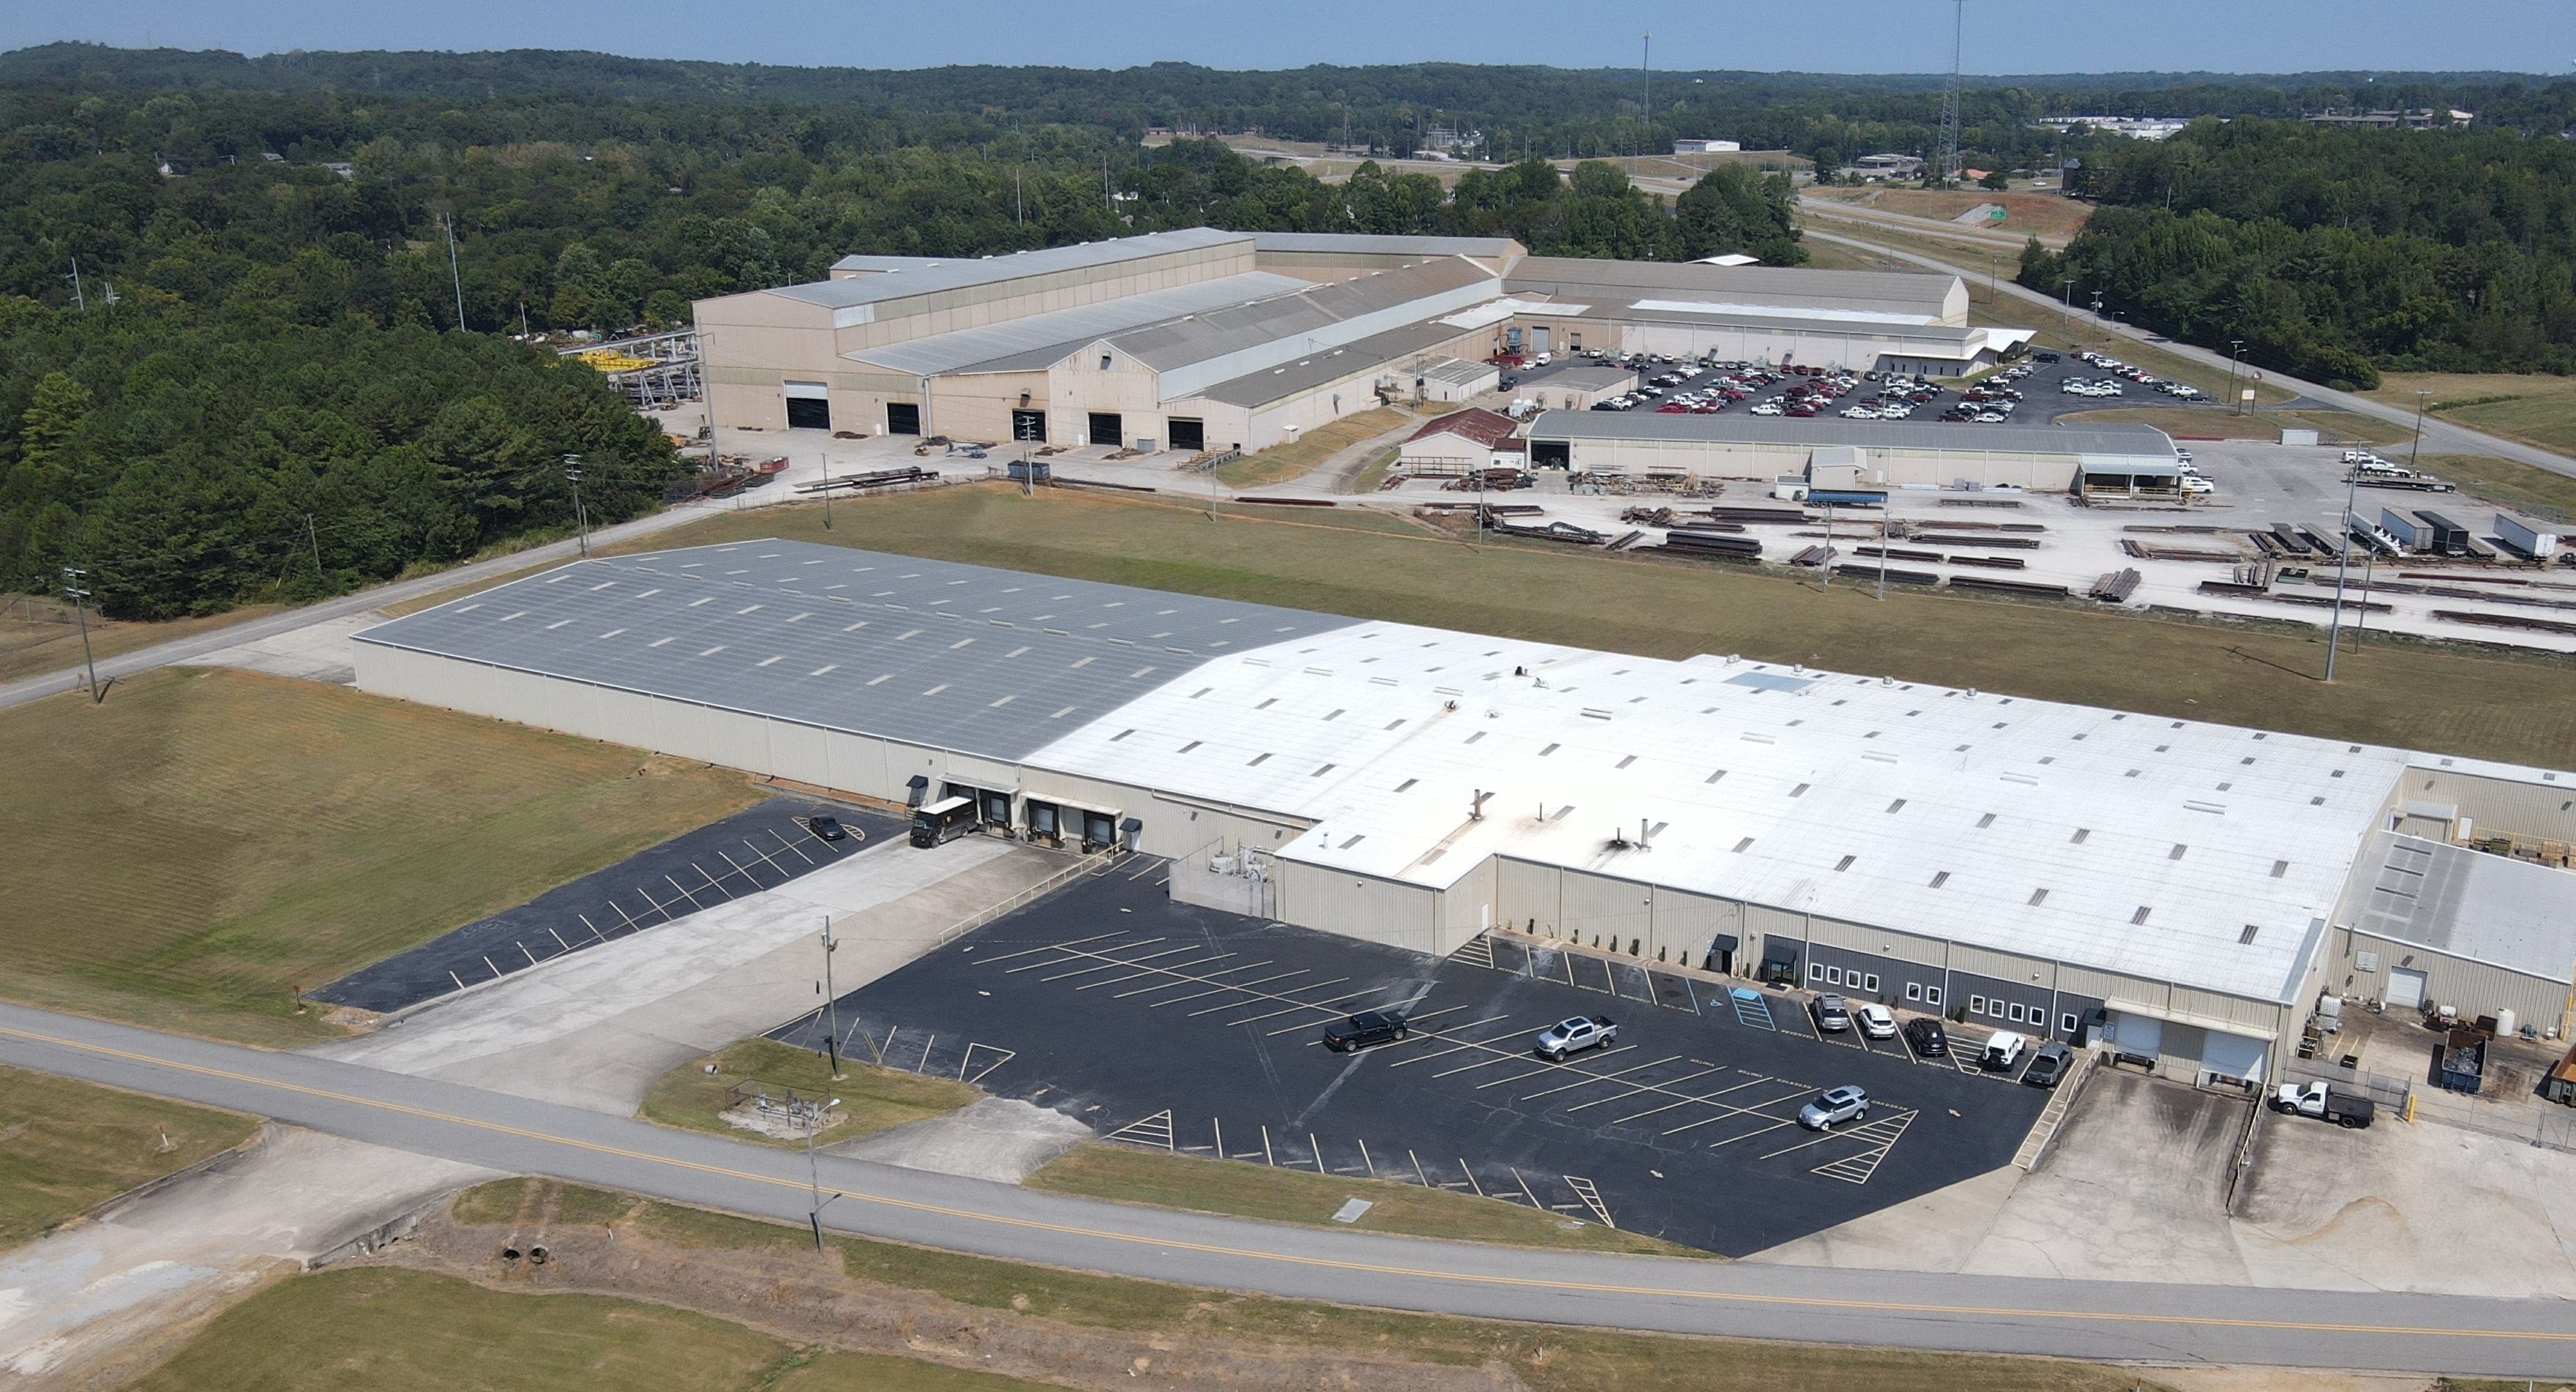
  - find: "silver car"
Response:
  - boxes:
[1813,993,1852,1033]
[1798,1085,1870,1131]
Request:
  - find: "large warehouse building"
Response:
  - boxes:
[693,230,2022,454]
[355,541,2576,1085]
[1525,411,2184,493]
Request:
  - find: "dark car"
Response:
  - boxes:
[806,815,848,842]
[2023,1041,2075,1088]
[1903,1017,1950,1058]
[2034,351,2062,362]
[1322,1010,1409,1052]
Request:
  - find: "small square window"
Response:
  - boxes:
[1809,962,1826,982]
[1926,987,1943,1006]
[2009,1003,2027,1023]
[1906,982,1923,1002]
[1863,973,1879,992]
[1826,966,1843,985]
[2060,1013,2078,1034]
[1969,995,1988,1015]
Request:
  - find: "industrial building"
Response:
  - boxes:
[354,540,2576,1085]
[1398,408,1524,476]
[1524,411,2182,493]
[692,229,1991,454]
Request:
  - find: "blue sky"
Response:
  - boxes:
[12,0,2576,75]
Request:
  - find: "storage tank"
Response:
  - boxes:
[2497,1006,2519,1039]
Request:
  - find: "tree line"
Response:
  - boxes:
[2020,119,2576,388]
[0,81,1801,617]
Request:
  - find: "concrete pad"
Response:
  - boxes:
[1739,1164,2021,1273]
[2236,1110,2576,1298]
[312,836,1071,1114]
[835,1097,1090,1183]
[175,610,382,685]
[0,1127,492,1388]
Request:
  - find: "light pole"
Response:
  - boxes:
[1820,497,1836,591]
[820,453,832,529]
[61,566,100,702]
[2059,277,2075,334]
[2408,388,2431,468]
[562,455,591,556]
[2227,339,2245,414]
[819,917,842,1079]
[2324,467,2362,682]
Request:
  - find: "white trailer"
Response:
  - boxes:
[2496,513,2561,559]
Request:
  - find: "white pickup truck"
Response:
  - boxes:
[2271,1080,2375,1129]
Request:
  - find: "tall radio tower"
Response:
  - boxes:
[1935,0,1964,186]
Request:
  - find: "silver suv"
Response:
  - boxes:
[1798,1085,1870,1130]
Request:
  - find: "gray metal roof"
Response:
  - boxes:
[770,229,1250,312]
[2352,832,2576,982]
[1506,255,1959,318]
[1107,258,1494,373]
[1252,232,1524,260]
[1186,318,1472,410]
[845,272,1310,377]
[829,255,952,274]
[1532,367,1637,392]
[1551,302,1988,344]
[352,541,1357,762]
[1526,409,2178,460]
[1418,356,1497,387]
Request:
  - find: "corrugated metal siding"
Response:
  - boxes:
[1946,942,2056,990]
[2344,930,2574,1034]
[2056,964,2171,1013]
[2157,1020,2207,1077]
[2409,768,2576,842]
[2171,985,2283,1034]
[1651,888,1741,958]
[1439,858,1499,947]
[1497,857,1563,935]
[823,730,893,801]
[768,720,830,783]
[1745,903,1805,965]
[1281,862,1439,954]
[1561,871,1655,954]
[1808,915,1950,968]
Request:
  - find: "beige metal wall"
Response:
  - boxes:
[2332,927,2573,1036]
[2401,767,2576,843]
[1279,861,1443,954]
[1557,432,2085,489]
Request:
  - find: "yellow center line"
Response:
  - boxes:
[4,1022,2565,1347]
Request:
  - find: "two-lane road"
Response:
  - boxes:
[1,1003,2569,1377]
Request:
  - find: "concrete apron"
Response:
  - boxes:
[312,834,1070,1114]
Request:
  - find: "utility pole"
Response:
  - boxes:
[304,512,323,577]
[2324,466,2361,682]
[2059,277,2075,333]
[1641,33,1652,158]
[2228,338,2245,414]
[1821,498,1836,590]
[819,918,842,1079]
[1876,514,1889,600]
[2408,388,2431,468]
[821,454,833,528]
[442,212,466,330]
[61,568,101,702]
[66,257,85,311]
[562,455,591,556]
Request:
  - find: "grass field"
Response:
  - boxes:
[1346,444,1401,495]
[405,1179,2179,1392]
[1212,406,1412,488]
[641,1039,979,1148]
[0,1066,261,1250]
[124,1268,1071,1392]
[0,666,757,1044]
[2418,454,2576,521]
[629,484,2576,770]
[1027,1142,1704,1256]
[0,602,285,687]
[2368,371,2576,457]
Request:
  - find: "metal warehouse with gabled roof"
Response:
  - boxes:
[355,539,2576,1087]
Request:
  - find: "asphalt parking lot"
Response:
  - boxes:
[311,796,896,1013]
[785,856,2053,1256]
[1538,349,2239,430]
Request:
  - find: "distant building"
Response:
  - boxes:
[1840,153,1924,182]
[1397,407,1523,476]
[2038,116,2190,141]
[2304,108,2468,130]
[1673,138,1742,154]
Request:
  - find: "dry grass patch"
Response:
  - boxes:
[2416,454,2576,521]
[0,1066,261,1250]
[1028,1142,1704,1257]
[0,600,285,686]
[2368,370,2576,457]
[0,666,757,1043]
[641,1039,979,1148]
[1213,406,1413,489]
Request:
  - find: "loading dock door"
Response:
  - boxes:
[1167,417,1205,452]
[1088,412,1123,446]
[1081,809,1116,851]
[784,381,831,431]
[2108,1011,2163,1063]
[1025,800,1062,845]
[2385,966,2428,1009]
[886,402,921,435]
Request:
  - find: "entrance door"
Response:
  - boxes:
[1087,412,1123,446]
[2385,966,2428,1009]
[886,402,921,435]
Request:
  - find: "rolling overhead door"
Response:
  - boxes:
[784,380,831,431]
[1089,412,1123,446]
[2385,966,2428,1009]
[886,402,921,435]
[2201,1030,2269,1085]
[1167,417,1206,452]
[2106,1011,2163,1060]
